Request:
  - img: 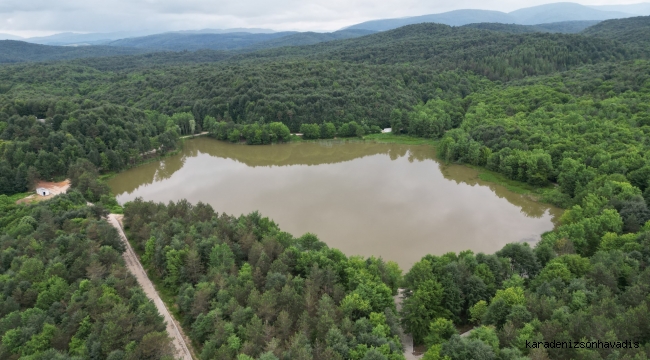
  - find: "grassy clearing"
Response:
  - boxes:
[363,133,438,145]
[473,167,539,195]
[6,192,31,203]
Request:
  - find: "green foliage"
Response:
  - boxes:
[123,198,404,359]
[400,278,451,344]
[424,318,457,347]
[3,20,650,360]
[440,335,496,360]
[0,106,180,195]
[469,300,488,324]
[0,194,173,359]
[299,123,321,140]
[210,121,291,144]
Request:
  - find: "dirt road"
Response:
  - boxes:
[394,289,423,360]
[107,214,193,360]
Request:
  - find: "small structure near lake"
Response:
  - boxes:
[16,179,71,204]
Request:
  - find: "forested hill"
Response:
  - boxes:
[462,20,601,34]
[238,23,638,80]
[581,16,650,52]
[107,32,298,51]
[0,40,149,64]
[107,30,376,52]
[242,29,377,51]
[46,22,640,80]
[4,6,650,360]
[1,21,644,71]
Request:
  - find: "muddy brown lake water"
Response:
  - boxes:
[108,137,562,269]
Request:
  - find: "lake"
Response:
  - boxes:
[108,137,562,268]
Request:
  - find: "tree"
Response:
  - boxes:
[401,278,452,344]
[424,318,457,347]
[496,243,540,278]
[204,115,218,133]
[269,122,291,142]
[320,123,337,139]
[300,123,320,139]
[441,335,496,360]
[469,301,488,324]
[171,112,195,135]
[390,109,403,135]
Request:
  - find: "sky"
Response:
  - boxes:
[0,0,645,37]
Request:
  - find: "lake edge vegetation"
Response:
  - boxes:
[1,15,650,360]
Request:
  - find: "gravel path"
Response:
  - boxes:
[394,289,423,360]
[108,214,194,360]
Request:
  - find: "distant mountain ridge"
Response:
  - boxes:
[0,40,149,63]
[589,3,650,16]
[345,2,642,31]
[19,28,279,46]
[509,2,632,24]
[107,32,297,51]
[0,29,379,63]
[0,33,24,41]
[2,11,649,65]
[343,10,517,31]
[106,29,377,52]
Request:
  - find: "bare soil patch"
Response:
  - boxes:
[16,179,71,204]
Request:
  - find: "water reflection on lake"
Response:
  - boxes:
[108,137,562,268]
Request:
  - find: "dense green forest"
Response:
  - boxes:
[2,15,650,360]
[0,191,174,359]
[581,16,650,54]
[0,41,149,64]
[0,104,180,194]
[123,199,405,360]
[462,21,601,35]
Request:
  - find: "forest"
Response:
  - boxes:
[0,189,174,359]
[1,14,650,360]
[123,199,404,360]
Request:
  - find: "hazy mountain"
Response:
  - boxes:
[589,3,650,16]
[0,29,376,64]
[509,2,632,25]
[107,32,297,51]
[0,33,24,41]
[25,31,158,46]
[345,2,632,31]
[175,28,276,34]
[23,28,278,46]
[345,10,517,31]
[106,29,376,52]
[243,29,377,51]
[0,40,150,63]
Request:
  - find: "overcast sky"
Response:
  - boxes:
[0,0,644,37]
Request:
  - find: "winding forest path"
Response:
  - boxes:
[107,214,194,360]
[394,289,423,360]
